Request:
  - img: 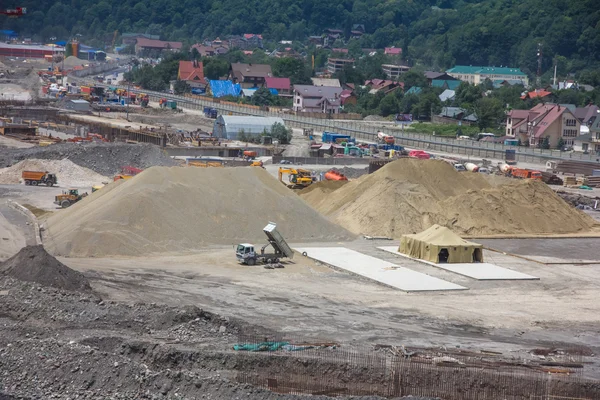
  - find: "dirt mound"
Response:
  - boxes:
[300,180,349,210]
[301,158,595,237]
[0,142,178,176]
[62,56,86,68]
[44,166,353,257]
[0,159,108,186]
[0,245,91,292]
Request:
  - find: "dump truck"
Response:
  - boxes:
[54,188,88,208]
[236,222,294,266]
[22,171,57,186]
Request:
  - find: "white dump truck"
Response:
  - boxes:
[236,222,294,266]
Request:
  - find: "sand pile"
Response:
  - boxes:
[0,159,109,186]
[44,166,353,257]
[300,158,595,237]
[0,245,91,292]
[62,56,86,68]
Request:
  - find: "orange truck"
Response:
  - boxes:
[511,168,542,180]
[22,171,57,186]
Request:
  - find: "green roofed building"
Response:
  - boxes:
[446,65,529,87]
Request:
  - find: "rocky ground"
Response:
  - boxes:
[0,142,178,176]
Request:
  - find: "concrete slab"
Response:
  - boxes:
[295,247,466,292]
[378,246,539,281]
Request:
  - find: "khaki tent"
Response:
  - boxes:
[399,224,483,263]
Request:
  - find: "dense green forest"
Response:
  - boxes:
[2,0,599,78]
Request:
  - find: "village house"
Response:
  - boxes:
[364,79,402,95]
[311,78,341,87]
[264,77,292,96]
[293,85,343,114]
[177,60,205,88]
[506,103,581,148]
[228,63,273,89]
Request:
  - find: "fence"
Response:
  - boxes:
[272,155,370,165]
[233,335,600,399]
[68,76,600,165]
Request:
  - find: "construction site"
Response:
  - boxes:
[2,59,600,400]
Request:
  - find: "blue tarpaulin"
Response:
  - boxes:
[209,80,241,98]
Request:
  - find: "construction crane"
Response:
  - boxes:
[0,7,26,17]
[111,30,118,50]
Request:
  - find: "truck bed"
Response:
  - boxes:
[263,222,294,259]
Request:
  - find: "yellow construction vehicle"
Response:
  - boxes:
[278,167,313,189]
[54,189,88,208]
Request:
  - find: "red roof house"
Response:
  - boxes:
[178,60,205,86]
[384,47,402,56]
[264,77,291,95]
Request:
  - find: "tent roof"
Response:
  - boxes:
[402,225,482,247]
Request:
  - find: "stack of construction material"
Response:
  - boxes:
[585,176,600,187]
[44,166,353,257]
[563,176,577,187]
[300,159,595,238]
[556,160,600,176]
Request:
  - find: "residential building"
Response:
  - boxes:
[439,89,456,102]
[433,106,477,125]
[587,117,600,153]
[323,28,343,47]
[327,58,354,74]
[121,33,159,45]
[264,77,292,96]
[191,43,228,57]
[293,85,343,114]
[432,79,461,90]
[446,66,529,86]
[384,47,402,56]
[364,79,401,95]
[308,36,324,46]
[574,104,599,127]
[520,89,552,100]
[506,103,581,148]
[178,60,205,88]
[243,34,263,49]
[135,38,182,55]
[340,89,357,106]
[311,78,341,87]
[331,48,349,54]
[229,63,273,89]
[382,64,410,80]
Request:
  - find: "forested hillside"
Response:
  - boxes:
[2,0,599,76]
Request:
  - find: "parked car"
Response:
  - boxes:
[280,160,292,165]
[453,163,466,171]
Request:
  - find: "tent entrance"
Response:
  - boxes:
[438,248,449,263]
[472,248,482,262]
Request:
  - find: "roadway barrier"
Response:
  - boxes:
[68,76,600,165]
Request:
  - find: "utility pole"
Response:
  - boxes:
[536,42,542,88]
[126,64,131,121]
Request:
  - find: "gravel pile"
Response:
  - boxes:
[0,142,178,176]
[0,277,439,400]
[0,245,91,292]
[330,166,368,179]
[0,159,108,187]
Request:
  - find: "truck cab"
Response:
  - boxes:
[236,243,256,265]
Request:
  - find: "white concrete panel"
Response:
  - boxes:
[295,247,466,292]
[378,246,539,281]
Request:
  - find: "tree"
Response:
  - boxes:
[455,82,484,108]
[203,58,229,80]
[541,136,551,150]
[270,122,292,144]
[173,79,190,95]
[557,137,565,150]
[472,97,504,130]
[402,68,427,89]
[379,92,399,117]
[251,87,274,106]
[273,57,310,84]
